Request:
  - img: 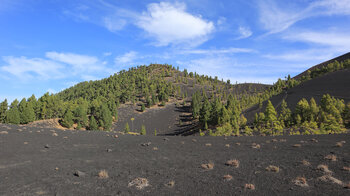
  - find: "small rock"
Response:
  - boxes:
[163,138,169,141]
[165,180,175,187]
[141,142,152,146]
[106,149,112,152]
[74,170,86,177]
[44,144,50,148]
[113,135,119,138]
[223,174,233,181]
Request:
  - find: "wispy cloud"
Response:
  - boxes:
[283,31,350,51]
[263,49,337,62]
[1,56,64,80]
[180,47,255,55]
[136,2,214,47]
[114,51,138,65]
[258,0,350,34]
[46,51,105,73]
[236,26,252,39]
[1,52,110,81]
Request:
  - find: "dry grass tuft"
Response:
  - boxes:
[324,154,337,161]
[271,139,278,142]
[310,138,318,143]
[294,176,308,187]
[192,139,197,142]
[225,159,240,168]
[128,177,149,190]
[0,131,8,134]
[317,164,332,174]
[251,143,261,149]
[113,134,119,138]
[223,174,233,181]
[236,142,241,146]
[153,147,158,151]
[265,165,280,173]
[201,162,214,170]
[342,166,350,172]
[335,141,346,147]
[301,160,311,166]
[344,182,350,189]
[24,142,28,145]
[293,144,302,148]
[98,170,109,179]
[205,143,212,147]
[52,133,58,136]
[244,183,255,190]
[279,139,287,142]
[225,144,230,148]
[165,180,175,188]
[318,175,343,186]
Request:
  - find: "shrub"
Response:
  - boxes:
[140,125,146,135]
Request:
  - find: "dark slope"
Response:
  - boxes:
[244,68,350,123]
[294,52,350,80]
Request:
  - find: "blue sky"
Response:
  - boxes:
[1,0,350,103]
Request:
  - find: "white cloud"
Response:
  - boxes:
[46,51,104,72]
[237,26,252,39]
[263,49,337,62]
[178,56,279,84]
[180,47,255,55]
[136,2,214,46]
[47,88,57,94]
[103,17,127,32]
[1,52,111,81]
[1,56,64,80]
[114,51,138,65]
[258,0,350,34]
[284,31,350,51]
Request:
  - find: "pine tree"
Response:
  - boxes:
[61,109,74,128]
[295,98,310,122]
[278,99,292,127]
[124,122,130,133]
[6,99,20,124]
[264,100,277,123]
[199,97,211,129]
[309,98,319,121]
[0,99,8,123]
[100,103,112,131]
[141,103,145,112]
[21,102,35,124]
[89,116,98,130]
[140,125,146,135]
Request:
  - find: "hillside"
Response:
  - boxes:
[294,52,350,80]
[244,68,350,123]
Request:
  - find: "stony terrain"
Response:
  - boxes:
[1,124,349,195]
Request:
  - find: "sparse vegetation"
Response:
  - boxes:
[244,183,255,190]
[265,165,280,173]
[98,170,109,179]
[223,174,233,181]
[293,176,308,187]
[225,159,240,168]
[201,162,214,170]
[324,154,337,161]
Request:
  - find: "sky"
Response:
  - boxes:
[1,0,350,103]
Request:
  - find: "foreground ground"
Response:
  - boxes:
[0,124,349,195]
